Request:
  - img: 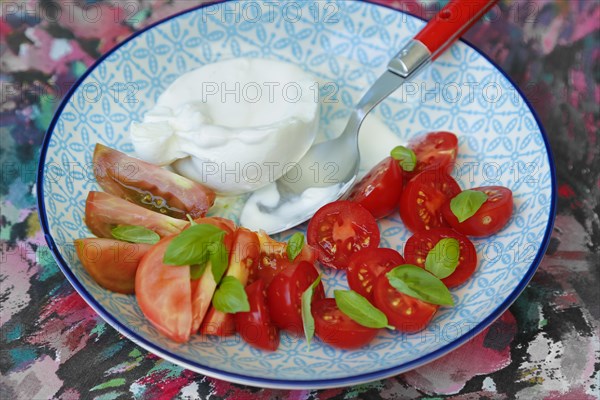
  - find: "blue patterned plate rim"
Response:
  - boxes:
[36,0,557,389]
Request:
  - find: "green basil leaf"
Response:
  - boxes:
[390,145,417,172]
[190,263,207,280]
[450,190,488,223]
[111,225,160,245]
[301,275,321,350]
[425,238,460,279]
[386,265,454,306]
[286,232,305,262]
[209,241,229,285]
[163,224,225,266]
[334,290,392,329]
[212,276,250,314]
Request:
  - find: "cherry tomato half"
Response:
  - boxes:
[235,279,280,351]
[347,248,405,302]
[307,201,380,269]
[442,186,513,237]
[312,298,379,349]
[250,231,317,286]
[373,273,438,333]
[408,131,458,176]
[347,157,403,219]
[403,228,477,288]
[266,261,325,334]
[399,169,461,233]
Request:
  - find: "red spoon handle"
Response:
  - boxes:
[415,0,498,60]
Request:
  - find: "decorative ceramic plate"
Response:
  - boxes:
[37,1,556,389]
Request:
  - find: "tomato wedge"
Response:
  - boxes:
[249,230,317,286]
[442,186,513,237]
[399,169,461,233]
[200,227,259,336]
[189,217,236,334]
[267,261,325,334]
[307,201,380,269]
[373,273,438,333]
[234,279,280,351]
[312,298,379,349]
[85,191,187,239]
[93,143,215,219]
[75,238,151,294]
[136,236,192,343]
[403,228,477,288]
[347,157,403,219]
[347,248,405,302]
[408,131,458,176]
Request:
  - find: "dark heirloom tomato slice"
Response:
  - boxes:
[266,261,325,334]
[347,157,403,219]
[373,274,438,333]
[93,143,215,219]
[85,191,188,238]
[249,231,317,286]
[347,248,405,302]
[200,227,259,336]
[408,131,458,176]
[312,298,379,349]
[235,279,280,351]
[399,169,461,233]
[442,186,513,237]
[307,201,380,269]
[75,238,151,294]
[136,236,192,343]
[403,228,477,288]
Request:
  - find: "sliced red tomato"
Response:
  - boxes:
[136,236,192,343]
[347,248,405,302]
[399,169,461,233]
[307,201,380,269]
[442,186,513,237]
[408,131,458,176]
[93,143,215,219]
[267,261,325,334]
[190,218,236,334]
[403,228,477,288]
[85,191,187,239]
[347,157,403,219]
[249,230,317,286]
[373,273,438,333]
[312,298,379,349]
[235,279,280,351]
[75,238,151,294]
[200,227,260,336]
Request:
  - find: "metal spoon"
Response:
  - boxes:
[240,0,498,234]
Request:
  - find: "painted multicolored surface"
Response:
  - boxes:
[1,0,598,398]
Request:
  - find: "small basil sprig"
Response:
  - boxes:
[111,225,160,245]
[425,238,460,279]
[390,145,417,172]
[287,232,305,261]
[163,224,225,266]
[301,275,321,349]
[450,190,488,223]
[386,265,454,306]
[212,276,250,313]
[334,290,393,329]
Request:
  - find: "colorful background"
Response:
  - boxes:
[1,0,598,398]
